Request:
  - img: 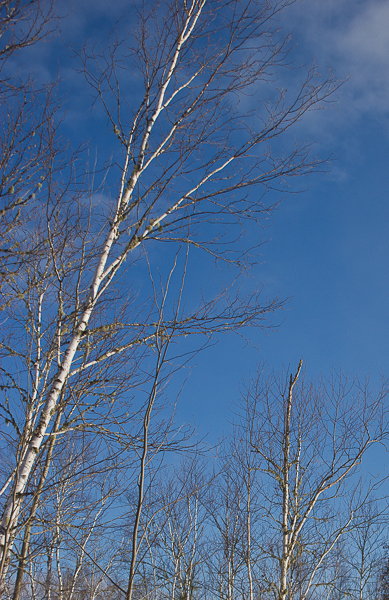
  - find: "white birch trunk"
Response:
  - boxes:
[280,360,302,600]
[0,164,141,585]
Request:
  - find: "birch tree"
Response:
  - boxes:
[143,462,209,600]
[341,501,388,600]
[0,0,340,593]
[240,362,388,600]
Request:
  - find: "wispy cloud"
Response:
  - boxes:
[291,0,389,120]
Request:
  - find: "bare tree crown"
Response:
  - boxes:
[0,2,372,600]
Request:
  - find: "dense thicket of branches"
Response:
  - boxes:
[2,364,388,600]
[0,1,388,599]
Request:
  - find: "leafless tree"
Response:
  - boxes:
[206,460,248,600]
[237,362,389,600]
[0,1,57,71]
[0,0,341,595]
[13,361,386,600]
[0,0,61,226]
[140,460,210,600]
[341,501,388,600]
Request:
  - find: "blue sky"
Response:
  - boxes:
[173,0,389,436]
[18,0,389,440]
[262,0,389,374]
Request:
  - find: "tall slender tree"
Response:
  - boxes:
[0,0,340,595]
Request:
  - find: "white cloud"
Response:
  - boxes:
[290,0,389,118]
[340,2,389,64]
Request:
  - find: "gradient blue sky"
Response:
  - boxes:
[20,0,389,439]
[178,0,389,436]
